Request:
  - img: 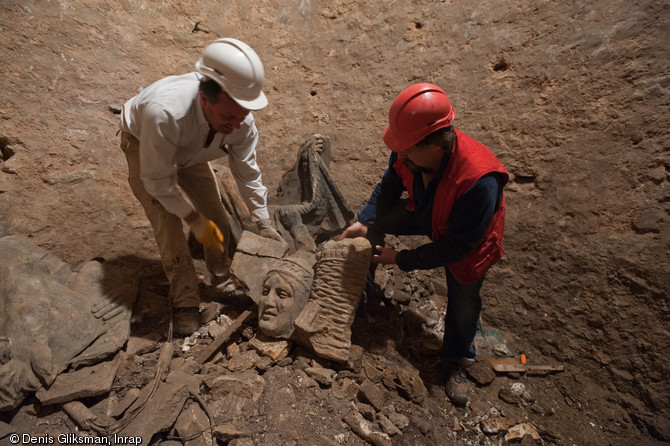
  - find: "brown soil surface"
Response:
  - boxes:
[1,1,668,445]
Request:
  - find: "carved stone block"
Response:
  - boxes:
[230,231,289,303]
[293,237,371,362]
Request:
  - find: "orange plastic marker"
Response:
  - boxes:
[520,354,527,364]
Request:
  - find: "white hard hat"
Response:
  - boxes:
[195,38,268,110]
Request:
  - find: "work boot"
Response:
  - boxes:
[444,357,475,407]
[212,274,246,299]
[173,307,201,336]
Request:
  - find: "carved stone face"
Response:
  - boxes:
[257,250,315,339]
[258,273,300,338]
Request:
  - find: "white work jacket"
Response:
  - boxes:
[120,72,269,221]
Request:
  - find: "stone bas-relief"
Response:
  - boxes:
[293,237,371,362]
[0,235,138,411]
[271,134,354,252]
[257,251,316,339]
[255,238,371,362]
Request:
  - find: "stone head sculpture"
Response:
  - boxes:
[258,250,316,339]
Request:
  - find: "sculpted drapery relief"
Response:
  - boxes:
[0,235,138,411]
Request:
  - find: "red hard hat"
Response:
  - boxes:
[382,83,456,152]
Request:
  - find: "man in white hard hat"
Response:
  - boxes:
[119,38,284,336]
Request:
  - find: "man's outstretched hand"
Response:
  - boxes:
[372,245,397,265]
[339,221,368,240]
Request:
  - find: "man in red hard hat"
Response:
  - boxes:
[341,83,508,406]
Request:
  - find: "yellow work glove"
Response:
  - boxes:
[188,213,224,253]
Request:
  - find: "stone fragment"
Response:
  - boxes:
[230,231,289,302]
[305,366,336,386]
[343,409,392,446]
[294,238,371,362]
[241,324,255,340]
[212,424,252,443]
[292,355,310,371]
[394,363,427,404]
[226,342,240,359]
[174,357,201,375]
[647,165,666,184]
[465,361,497,385]
[530,402,547,415]
[499,386,521,405]
[310,357,332,369]
[126,336,158,357]
[480,417,516,435]
[175,402,213,446]
[201,362,226,376]
[108,387,141,418]
[0,420,13,439]
[36,355,121,405]
[504,423,542,442]
[361,353,387,383]
[166,370,203,396]
[652,413,670,442]
[359,379,384,411]
[204,370,265,420]
[356,402,376,421]
[469,399,491,415]
[347,344,364,373]
[410,413,432,435]
[255,356,274,372]
[384,410,409,430]
[276,357,292,367]
[227,350,260,372]
[378,413,402,436]
[295,370,319,388]
[632,209,664,234]
[207,321,228,339]
[511,382,526,396]
[332,377,360,400]
[247,334,291,363]
[228,437,254,446]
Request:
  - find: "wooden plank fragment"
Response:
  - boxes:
[196,310,253,364]
[489,358,564,374]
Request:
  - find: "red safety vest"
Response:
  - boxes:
[393,129,509,283]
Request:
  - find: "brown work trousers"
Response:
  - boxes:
[121,132,230,309]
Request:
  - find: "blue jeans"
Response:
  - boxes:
[366,200,483,361]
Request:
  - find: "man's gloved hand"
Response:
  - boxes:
[188,213,224,253]
[257,218,284,242]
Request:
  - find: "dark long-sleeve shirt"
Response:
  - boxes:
[357,151,503,272]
